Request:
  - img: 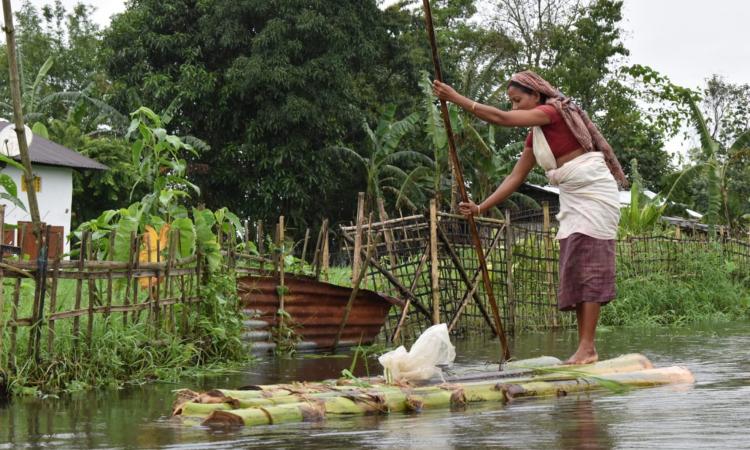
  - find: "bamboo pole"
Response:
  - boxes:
[257,221,265,272]
[9,278,20,364]
[352,193,365,284]
[312,220,324,278]
[45,256,61,356]
[447,227,505,332]
[504,210,515,333]
[421,0,509,362]
[542,202,558,328]
[332,214,374,351]
[86,231,95,349]
[301,228,310,263]
[0,205,5,364]
[321,229,330,282]
[391,245,430,342]
[378,198,397,267]
[438,226,498,334]
[122,231,134,326]
[278,215,285,316]
[429,199,440,324]
[341,233,433,321]
[1,0,42,236]
[72,232,86,347]
[104,231,115,320]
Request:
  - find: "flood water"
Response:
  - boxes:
[1,321,749,449]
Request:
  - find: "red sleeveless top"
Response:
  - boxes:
[524,105,582,158]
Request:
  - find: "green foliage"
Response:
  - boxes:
[272,309,301,357]
[333,105,428,211]
[618,160,666,236]
[603,248,750,327]
[103,0,425,228]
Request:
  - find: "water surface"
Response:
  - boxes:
[1,322,748,449]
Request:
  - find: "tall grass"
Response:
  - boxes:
[603,248,750,327]
[0,271,250,397]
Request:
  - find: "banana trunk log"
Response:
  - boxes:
[199,366,692,427]
[175,354,655,418]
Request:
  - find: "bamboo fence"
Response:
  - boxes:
[338,201,750,342]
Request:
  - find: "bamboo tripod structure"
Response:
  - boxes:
[421,0,510,363]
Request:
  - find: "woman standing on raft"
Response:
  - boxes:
[433,71,628,365]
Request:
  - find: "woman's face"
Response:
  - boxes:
[507,86,541,110]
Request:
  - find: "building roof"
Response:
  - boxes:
[0,121,108,171]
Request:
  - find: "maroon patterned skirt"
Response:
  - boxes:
[557,233,616,311]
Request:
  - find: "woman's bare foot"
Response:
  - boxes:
[564,348,598,365]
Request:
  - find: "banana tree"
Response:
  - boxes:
[332,105,432,212]
[678,90,750,231]
[419,75,543,216]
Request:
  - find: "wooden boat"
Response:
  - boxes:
[237,274,403,352]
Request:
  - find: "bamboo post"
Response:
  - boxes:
[86,231,95,350]
[165,229,177,332]
[313,219,328,280]
[45,256,60,356]
[352,193,365,284]
[422,0,510,362]
[257,221,265,272]
[542,202,558,327]
[72,233,86,347]
[391,245,430,343]
[378,197,397,267]
[321,230,330,282]
[278,216,285,312]
[332,214,374,351]
[447,227,505,333]
[1,0,42,237]
[0,205,4,364]
[429,199,440,325]
[438,226,500,334]
[301,228,310,263]
[341,233,433,322]
[505,210,515,334]
[9,278,19,364]
[122,231,135,326]
[244,220,250,251]
[105,231,115,320]
[153,230,163,331]
[131,233,141,325]
[675,224,681,240]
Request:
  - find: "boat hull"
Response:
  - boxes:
[237,274,401,350]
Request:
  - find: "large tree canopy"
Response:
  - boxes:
[103,0,425,228]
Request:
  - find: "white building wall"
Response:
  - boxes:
[0,165,73,254]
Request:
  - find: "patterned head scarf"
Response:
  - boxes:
[510,70,629,188]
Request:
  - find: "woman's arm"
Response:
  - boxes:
[459,146,537,216]
[433,80,549,127]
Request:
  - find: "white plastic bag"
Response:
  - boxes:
[378,323,456,382]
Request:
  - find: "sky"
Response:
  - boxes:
[9,0,750,89]
[6,0,750,156]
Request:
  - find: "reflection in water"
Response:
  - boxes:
[1,321,749,449]
[554,397,613,450]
